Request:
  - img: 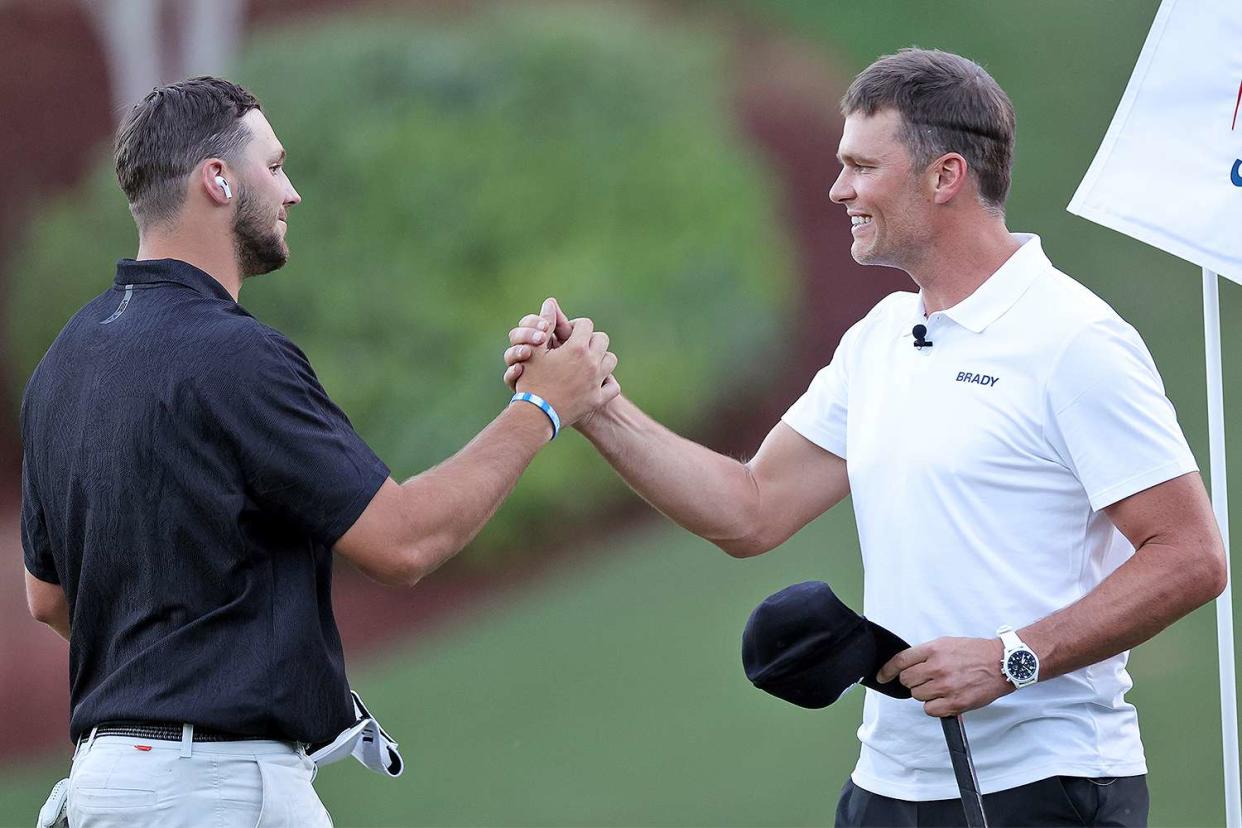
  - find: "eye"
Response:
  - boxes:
[270,164,283,175]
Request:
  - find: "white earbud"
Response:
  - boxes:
[214,175,232,200]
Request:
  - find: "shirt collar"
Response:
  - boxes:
[114,258,235,302]
[906,233,1048,336]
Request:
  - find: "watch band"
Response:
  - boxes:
[997,625,1023,651]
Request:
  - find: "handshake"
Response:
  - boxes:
[501,297,620,432]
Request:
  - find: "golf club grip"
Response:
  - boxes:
[941,715,988,827]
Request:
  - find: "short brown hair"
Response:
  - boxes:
[114,77,261,228]
[842,48,1015,209]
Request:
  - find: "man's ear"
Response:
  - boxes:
[930,153,969,205]
[200,160,233,206]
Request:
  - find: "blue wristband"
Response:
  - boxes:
[510,391,561,439]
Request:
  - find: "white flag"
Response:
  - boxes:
[1068,0,1242,286]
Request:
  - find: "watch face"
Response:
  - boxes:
[1006,650,1038,682]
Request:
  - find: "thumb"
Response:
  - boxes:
[540,298,558,331]
[551,299,573,343]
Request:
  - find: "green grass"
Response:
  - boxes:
[0,503,1230,826]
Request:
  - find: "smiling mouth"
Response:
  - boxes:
[850,215,872,228]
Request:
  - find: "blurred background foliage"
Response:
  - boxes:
[5,3,792,561]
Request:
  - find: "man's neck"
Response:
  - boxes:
[137,229,241,301]
[909,220,1022,315]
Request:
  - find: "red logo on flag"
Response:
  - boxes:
[1233,81,1242,186]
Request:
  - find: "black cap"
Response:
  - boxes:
[742,581,912,709]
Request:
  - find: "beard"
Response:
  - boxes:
[233,188,288,278]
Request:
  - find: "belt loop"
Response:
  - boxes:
[74,729,94,759]
[180,724,193,758]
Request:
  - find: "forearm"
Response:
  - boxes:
[577,395,763,554]
[1022,538,1225,680]
[399,402,552,577]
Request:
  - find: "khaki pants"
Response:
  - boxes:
[67,730,333,827]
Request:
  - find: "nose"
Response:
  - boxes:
[828,168,852,205]
[285,175,302,207]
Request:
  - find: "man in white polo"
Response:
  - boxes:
[501,48,1225,825]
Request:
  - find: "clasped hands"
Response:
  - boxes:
[502,300,1015,718]
[503,297,619,431]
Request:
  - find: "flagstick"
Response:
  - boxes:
[1204,267,1240,828]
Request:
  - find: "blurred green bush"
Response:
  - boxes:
[6,4,793,561]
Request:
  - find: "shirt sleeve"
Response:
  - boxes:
[21,455,58,584]
[780,320,861,460]
[200,325,390,548]
[1044,316,1197,512]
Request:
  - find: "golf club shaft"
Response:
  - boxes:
[941,715,988,827]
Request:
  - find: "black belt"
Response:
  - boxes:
[93,722,279,743]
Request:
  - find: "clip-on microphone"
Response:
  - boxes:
[912,324,933,349]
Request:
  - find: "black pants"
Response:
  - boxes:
[835,775,1148,827]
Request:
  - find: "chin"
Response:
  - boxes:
[851,244,880,266]
[239,241,289,279]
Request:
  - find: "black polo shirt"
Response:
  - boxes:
[20,258,389,743]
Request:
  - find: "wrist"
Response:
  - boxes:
[510,391,561,440]
[997,624,1040,688]
[504,396,556,443]
[574,393,621,437]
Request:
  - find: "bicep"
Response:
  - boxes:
[745,422,849,548]
[333,477,415,587]
[25,567,67,623]
[1103,471,1221,555]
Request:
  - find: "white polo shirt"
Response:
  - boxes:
[782,234,1197,800]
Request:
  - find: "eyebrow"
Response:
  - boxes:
[270,148,286,164]
[837,151,881,166]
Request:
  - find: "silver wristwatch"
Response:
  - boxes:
[997,625,1039,688]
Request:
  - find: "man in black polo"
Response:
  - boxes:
[22,77,617,827]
